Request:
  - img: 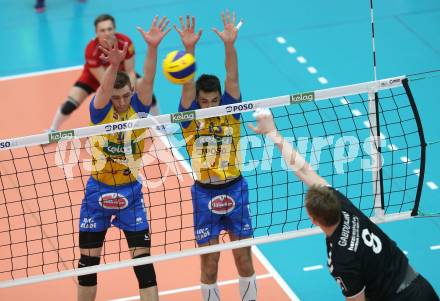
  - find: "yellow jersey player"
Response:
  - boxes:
[77,16,170,301]
[174,12,257,301]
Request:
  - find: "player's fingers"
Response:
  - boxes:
[212,28,221,38]
[191,16,196,30]
[197,29,203,38]
[121,41,128,53]
[179,16,185,29]
[163,27,172,37]
[221,11,226,27]
[101,39,110,49]
[152,15,158,27]
[98,45,110,55]
[161,19,170,31]
[232,11,236,24]
[247,123,259,133]
[226,9,231,24]
[173,24,182,34]
[99,54,108,61]
[157,16,166,29]
[236,19,243,31]
[186,15,190,29]
[136,26,145,35]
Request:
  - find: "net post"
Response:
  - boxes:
[368,89,385,219]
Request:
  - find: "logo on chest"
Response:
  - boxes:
[209,195,236,214]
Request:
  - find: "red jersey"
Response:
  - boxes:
[84,33,135,70]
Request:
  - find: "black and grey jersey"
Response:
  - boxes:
[326,187,408,300]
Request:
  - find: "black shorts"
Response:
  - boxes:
[390,275,439,301]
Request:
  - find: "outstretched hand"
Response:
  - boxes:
[212,10,241,45]
[248,108,277,135]
[99,40,128,66]
[137,16,171,48]
[174,15,202,50]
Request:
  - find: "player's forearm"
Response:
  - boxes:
[142,46,158,85]
[180,45,195,108]
[127,70,137,89]
[224,44,238,82]
[89,67,106,84]
[101,64,119,92]
[266,130,308,172]
[94,64,119,108]
[266,130,325,187]
[181,82,196,109]
[185,45,195,55]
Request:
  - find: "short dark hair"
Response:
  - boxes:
[94,14,115,28]
[305,185,341,227]
[114,72,132,90]
[196,74,222,98]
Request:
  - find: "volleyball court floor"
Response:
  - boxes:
[0,69,295,300]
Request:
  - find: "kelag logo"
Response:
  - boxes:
[49,130,74,143]
[225,103,254,113]
[290,92,315,104]
[171,111,196,123]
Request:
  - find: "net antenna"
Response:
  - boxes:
[368,0,385,219]
[370,0,378,81]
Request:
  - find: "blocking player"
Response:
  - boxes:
[175,12,257,301]
[76,16,170,301]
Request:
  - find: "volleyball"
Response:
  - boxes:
[162,50,196,84]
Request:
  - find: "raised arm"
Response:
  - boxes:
[174,15,202,109]
[88,66,106,84]
[93,40,128,109]
[123,56,137,88]
[136,16,171,106]
[248,109,328,187]
[213,11,241,99]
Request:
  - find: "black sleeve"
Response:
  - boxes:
[331,254,365,298]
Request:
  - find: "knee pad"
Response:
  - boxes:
[77,255,100,287]
[61,97,79,115]
[79,231,106,249]
[133,253,157,289]
[124,229,151,249]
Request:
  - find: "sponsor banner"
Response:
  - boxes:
[104,121,134,133]
[170,110,196,123]
[209,195,236,214]
[103,141,135,156]
[380,78,402,88]
[98,193,129,209]
[225,102,255,113]
[49,130,75,143]
[0,140,12,149]
[290,92,315,104]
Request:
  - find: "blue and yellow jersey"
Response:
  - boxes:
[89,93,150,186]
[179,92,242,184]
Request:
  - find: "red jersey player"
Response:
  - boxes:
[47,14,158,132]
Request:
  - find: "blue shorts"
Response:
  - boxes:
[79,177,149,232]
[191,176,253,244]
